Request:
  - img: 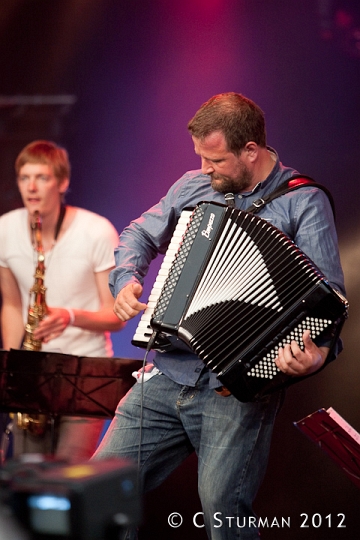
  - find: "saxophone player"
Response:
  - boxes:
[0,140,125,459]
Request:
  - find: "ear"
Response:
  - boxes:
[59,177,70,195]
[243,142,259,162]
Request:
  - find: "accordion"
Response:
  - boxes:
[132,201,348,402]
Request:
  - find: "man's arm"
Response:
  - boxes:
[274,188,345,377]
[33,268,125,343]
[0,266,25,349]
[108,172,202,299]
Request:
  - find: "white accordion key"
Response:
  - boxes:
[132,208,193,347]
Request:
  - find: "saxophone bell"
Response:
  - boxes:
[15,412,49,437]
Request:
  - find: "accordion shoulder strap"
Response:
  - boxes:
[245,174,336,218]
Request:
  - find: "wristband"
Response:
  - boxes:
[65,308,75,326]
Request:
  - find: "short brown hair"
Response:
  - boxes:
[187,92,266,154]
[15,140,70,182]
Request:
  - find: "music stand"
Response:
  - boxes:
[0,349,143,417]
[0,349,143,455]
[294,408,360,489]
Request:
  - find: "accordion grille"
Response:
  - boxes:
[152,205,205,321]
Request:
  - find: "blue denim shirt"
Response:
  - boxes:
[109,148,345,388]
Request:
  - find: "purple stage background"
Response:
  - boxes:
[1,1,360,539]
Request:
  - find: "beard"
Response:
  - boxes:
[210,165,253,194]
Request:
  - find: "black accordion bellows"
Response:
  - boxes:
[143,201,348,401]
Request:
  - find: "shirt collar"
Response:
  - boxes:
[241,146,280,197]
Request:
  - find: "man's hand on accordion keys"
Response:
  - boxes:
[113,282,147,322]
[275,329,329,377]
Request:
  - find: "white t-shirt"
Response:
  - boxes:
[0,207,119,357]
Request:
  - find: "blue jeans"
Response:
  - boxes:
[93,370,283,540]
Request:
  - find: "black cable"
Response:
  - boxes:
[136,331,158,484]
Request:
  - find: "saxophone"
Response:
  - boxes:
[17,211,49,435]
[23,211,48,351]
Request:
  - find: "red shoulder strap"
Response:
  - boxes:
[245,174,336,218]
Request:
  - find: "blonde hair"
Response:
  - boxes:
[15,140,70,182]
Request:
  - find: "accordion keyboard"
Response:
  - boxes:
[131,209,193,348]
